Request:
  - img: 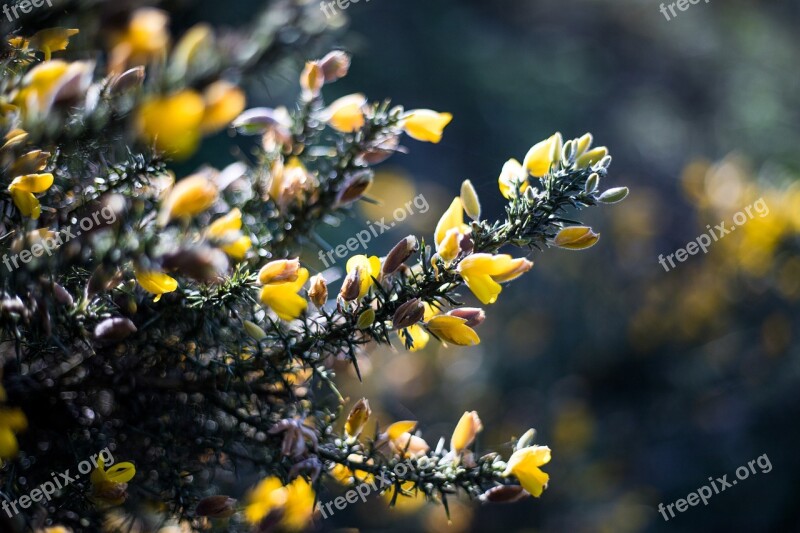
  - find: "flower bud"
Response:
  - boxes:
[300,61,324,100]
[553,226,600,250]
[584,173,600,194]
[339,269,362,301]
[575,133,593,157]
[393,298,425,330]
[575,146,608,169]
[258,259,300,285]
[94,317,137,342]
[161,246,230,283]
[597,186,629,204]
[382,236,418,276]
[345,398,371,439]
[108,66,145,94]
[308,274,328,307]
[356,135,402,165]
[336,170,372,206]
[52,283,74,307]
[195,495,237,518]
[451,411,483,453]
[460,179,481,221]
[446,307,485,328]
[561,139,576,164]
[480,485,527,503]
[243,320,267,341]
[516,428,536,450]
[319,51,351,82]
[357,308,375,329]
[158,173,218,225]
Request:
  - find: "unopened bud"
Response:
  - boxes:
[336,170,373,206]
[345,398,371,439]
[460,179,481,221]
[161,246,229,283]
[340,270,362,301]
[300,61,324,100]
[94,317,137,342]
[597,186,628,204]
[393,298,425,330]
[319,51,351,83]
[553,226,600,250]
[480,485,527,503]
[52,283,74,307]
[357,308,375,329]
[108,66,145,94]
[308,274,328,307]
[244,320,267,341]
[575,133,593,157]
[382,236,418,275]
[576,146,608,169]
[561,139,576,164]
[516,428,536,450]
[447,307,485,328]
[195,495,238,518]
[584,173,600,194]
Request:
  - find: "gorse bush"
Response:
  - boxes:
[0,1,628,531]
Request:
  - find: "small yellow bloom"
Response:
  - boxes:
[308,273,328,307]
[0,407,27,459]
[523,132,562,178]
[434,197,469,263]
[498,158,529,199]
[29,28,79,61]
[14,60,93,116]
[323,93,366,132]
[9,150,50,176]
[300,61,324,100]
[138,90,206,158]
[553,226,600,250]
[402,109,453,143]
[268,157,317,208]
[135,269,178,302]
[201,81,246,134]
[258,258,300,285]
[260,267,309,321]
[457,253,533,305]
[158,173,219,224]
[345,398,371,440]
[245,476,315,530]
[450,411,482,454]
[502,445,551,497]
[90,455,136,506]
[8,173,54,220]
[344,255,381,299]
[9,189,41,219]
[109,8,170,72]
[207,209,251,260]
[460,179,481,221]
[426,315,480,346]
[385,421,429,458]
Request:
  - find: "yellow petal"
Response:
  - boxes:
[258,258,300,285]
[201,81,246,133]
[386,421,417,441]
[345,255,381,299]
[523,133,562,178]
[259,268,309,321]
[504,446,552,497]
[324,93,366,133]
[0,408,28,432]
[221,235,252,260]
[29,28,80,54]
[0,428,19,459]
[135,269,178,297]
[450,411,482,453]
[498,158,528,199]
[137,90,205,158]
[426,315,480,346]
[404,324,430,352]
[207,208,243,237]
[10,189,41,219]
[159,173,218,223]
[553,226,600,250]
[402,109,452,143]
[9,172,54,193]
[104,462,136,484]
[434,197,464,248]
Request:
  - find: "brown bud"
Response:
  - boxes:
[356,135,403,165]
[446,308,485,328]
[108,66,145,94]
[392,298,425,330]
[319,51,351,83]
[459,232,474,254]
[308,274,328,308]
[480,485,527,503]
[52,283,74,307]
[339,270,361,301]
[382,236,419,276]
[161,247,230,283]
[94,317,137,342]
[336,170,373,206]
[195,495,238,518]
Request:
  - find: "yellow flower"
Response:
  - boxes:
[258,258,300,285]
[450,411,482,454]
[90,455,136,506]
[29,28,79,61]
[207,208,251,260]
[344,255,381,299]
[385,420,429,458]
[268,157,317,209]
[502,446,551,497]
[109,7,170,72]
[0,405,27,459]
[345,398,371,440]
[523,133,562,178]
[158,173,219,224]
[426,315,480,346]
[498,158,529,199]
[322,93,366,133]
[329,462,375,486]
[201,81,246,134]
[553,226,600,250]
[8,172,54,220]
[245,476,315,530]
[402,109,452,143]
[137,90,206,158]
[457,253,533,305]
[300,61,324,100]
[14,60,93,117]
[135,269,178,302]
[260,267,309,321]
[434,197,469,263]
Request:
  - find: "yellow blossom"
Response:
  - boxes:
[14,60,93,117]
[201,81,246,134]
[450,411,482,454]
[553,226,600,250]
[426,315,480,346]
[245,476,315,530]
[385,420,429,458]
[300,61,324,100]
[260,267,309,321]
[8,172,54,220]
[345,398,371,440]
[434,197,469,263]
[137,90,205,158]
[323,93,366,132]
[207,208,251,260]
[457,253,533,305]
[158,173,219,224]
[402,109,452,143]
[90,455,136,506]
[109,8,170,72]
[498,158,529,199]
[0,404,27,459]
[258,258,300,285]
[502,445,551,497]
[403,302,438,352]
[135,269,178,302]
[523,132,562,178]
[344,255,381,299]
[29,28,79,61]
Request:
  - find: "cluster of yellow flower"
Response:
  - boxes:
[0,383,27,461]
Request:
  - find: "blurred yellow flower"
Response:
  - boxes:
[260,267,309,321]
[200,81,246,134]
[323,93,366,133]
[450,411,482,454]
[345,398,371,440]
[207,208,251,260]
[457,253,533,305]
[503,445,551,497]
[158,173,218,224]
[29,28,79,61]
[0,402,27,459]
[14,60,93,117]
[137,90,205,158]
[523,132,562,178]
[245,476,315,530]
[258,258,300,285]
[498,158,529,199]
[109,7,170,72]
[8,172,53,219]
[135,269,178,302]
[426,315,480,347]
[402,109,452,143]
[344,255,381,299]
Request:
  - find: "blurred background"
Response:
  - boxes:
[187,0,800,531]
